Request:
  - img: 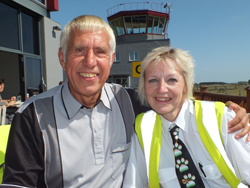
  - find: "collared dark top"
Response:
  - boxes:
[1,81,150,188]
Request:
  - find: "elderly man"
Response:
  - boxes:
[1,15,249,188]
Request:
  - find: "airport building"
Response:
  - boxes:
[0,1,171,101]
[107,2,171,88]
[0,0,62,100]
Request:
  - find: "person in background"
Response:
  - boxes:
[0,77,16,124]
[123,47,250,188]
[1,16,249,188]
[59,81,65,85]
[0,77,15,108]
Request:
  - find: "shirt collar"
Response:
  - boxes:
[62,81,83,119]
[62,81,112,119]
[101,84,112,110]
[161,99,193,134]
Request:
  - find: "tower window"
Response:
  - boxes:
[129,51,138,61]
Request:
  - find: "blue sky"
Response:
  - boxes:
[51,0,250,83]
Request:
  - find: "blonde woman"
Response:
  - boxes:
[123,47,250,188]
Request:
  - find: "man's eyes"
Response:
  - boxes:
[75,48,83,52]
[74,48,107,55]
[97,50,105,54]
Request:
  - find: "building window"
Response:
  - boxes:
[109,17,125,36]
[124,15,147,34]
[21,12,39,55]
[153,17,160,34]
[148,16,166,34]
[124,16,132,34]
[139,15,147,33]
[114,52,120,62]
[132,16,139,34]
[0,2,19,50]
[129,51,138,61]
[158,17,166,34]
[0,2,40,54]
[25,57,41,92]
[148,15,154,33]
[109,21,118,36]
[115,78,127,87]
[35,0,45,4]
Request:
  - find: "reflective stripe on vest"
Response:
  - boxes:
[195,100,241,188]
[0,124,11,184]
[135,111,161,188]
[135,100,242,188]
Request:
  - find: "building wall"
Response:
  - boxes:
[41,17,62,89]
[110,39,170,88]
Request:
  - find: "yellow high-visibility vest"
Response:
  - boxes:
[0,124,11,184]
[135,100,241,188]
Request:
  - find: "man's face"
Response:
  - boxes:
[0,83,4,93]
[58,29,115,106]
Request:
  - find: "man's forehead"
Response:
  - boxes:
[69,29,110,49]
[70,28,108,37]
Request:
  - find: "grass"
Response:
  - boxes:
[193,84,249,97]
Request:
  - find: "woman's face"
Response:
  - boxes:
[144,60,187,121]
[0,83,4,93]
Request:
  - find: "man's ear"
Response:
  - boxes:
[58,48,66,70]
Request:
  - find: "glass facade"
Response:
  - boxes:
[158,17,166,34]
[153,17,159,33]
[0,2,19,50]
[0,1,42,100]
[148,15,167,34]
[148,16,154,33]
[132,16,139,34]
[21,12,39,54]
[25,57,41,91]
[0,2,40,55]
[124,15,147,34]
[109,17,125,36]
[109,14,167,36]
[139,15,147,33]
[124,16,132,34]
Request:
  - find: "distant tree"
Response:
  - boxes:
[248,79,250,85]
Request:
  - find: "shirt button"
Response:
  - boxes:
[94,129,98,133]
[96,142,100,146]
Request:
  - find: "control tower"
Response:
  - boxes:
[107,2,171,88]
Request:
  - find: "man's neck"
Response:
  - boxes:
[81,95,101,109]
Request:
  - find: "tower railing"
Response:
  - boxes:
[107,2,171,17]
